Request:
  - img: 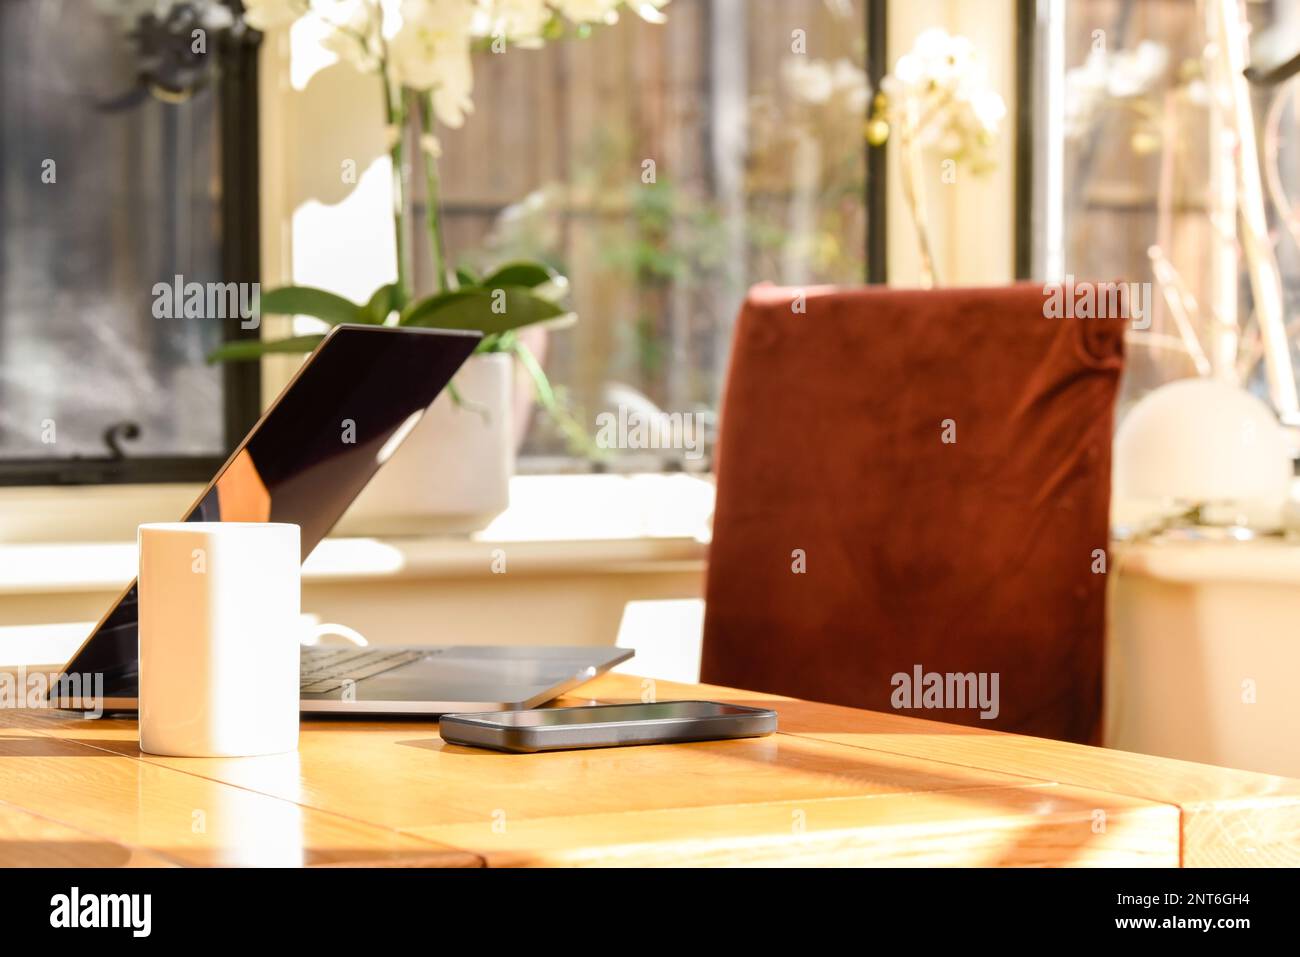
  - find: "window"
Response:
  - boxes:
[1020,0,1300,412]
[0,0,259,485]
[425,0,881,470]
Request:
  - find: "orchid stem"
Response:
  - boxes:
[900,130,938,288]
[380,60,411,309]
[417,92,451,293]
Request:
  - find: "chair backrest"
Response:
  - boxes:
[700,283,1126,743]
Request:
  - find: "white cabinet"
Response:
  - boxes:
[1107,540,1300,777]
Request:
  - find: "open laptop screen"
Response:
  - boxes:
[60,325,480,697]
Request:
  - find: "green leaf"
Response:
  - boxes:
[207,334,326,364]
[455,267,480,288]
[362,283,397,325]
[399,289,476,325]
[401,286,567,336]
[258,286,364,326]
[541,12,567,40]
[511,337,603,460]
[480,261,554,289]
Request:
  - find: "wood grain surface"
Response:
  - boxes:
[0,671,1293,867]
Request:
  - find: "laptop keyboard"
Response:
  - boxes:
[299,647,428,695]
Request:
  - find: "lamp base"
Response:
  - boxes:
[1113,504,1268,543]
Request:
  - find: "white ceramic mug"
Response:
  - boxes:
[137,522,301,757]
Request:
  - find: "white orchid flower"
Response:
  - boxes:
[1064,39,1168,137]
[477,0,552,46]
[880,28,1005,154]
[239,0,671,129]
[553,0,622,25]
[388,0,476,126]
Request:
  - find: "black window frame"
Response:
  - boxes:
[0,6,261,487]
[1014,0,1036,280]
[1014,0,1057,283]
[866,0,888,284]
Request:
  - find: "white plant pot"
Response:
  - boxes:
[335,353,514,536]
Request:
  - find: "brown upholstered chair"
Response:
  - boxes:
[699,283,1126,744]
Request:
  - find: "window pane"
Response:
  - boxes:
[421,0,870,469]
[1043,0,1300,408]
[0,0,226,464]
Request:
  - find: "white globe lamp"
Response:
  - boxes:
[1113,378,1293,534]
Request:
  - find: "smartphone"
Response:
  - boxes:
[438,700,778,753]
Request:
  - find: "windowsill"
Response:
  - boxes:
[1,474,712,670]
[0,473,713,596]
[1113,537,1300,587]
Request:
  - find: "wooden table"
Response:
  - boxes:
[1,672,1296,867]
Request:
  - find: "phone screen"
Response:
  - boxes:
[465,701,758,728]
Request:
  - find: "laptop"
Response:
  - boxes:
[56,325,631,716]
